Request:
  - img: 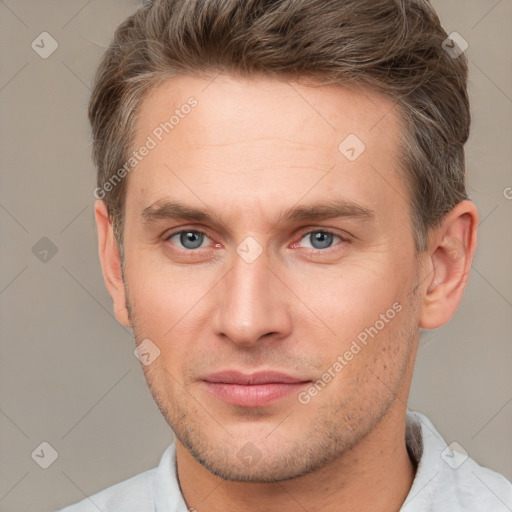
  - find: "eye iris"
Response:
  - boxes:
[310,231,333,249]
[180,231,204,249]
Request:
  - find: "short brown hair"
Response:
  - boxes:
[89,0,470,254]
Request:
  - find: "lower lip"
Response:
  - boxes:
[202,381,309,407]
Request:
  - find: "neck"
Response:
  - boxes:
[175,400,416,512]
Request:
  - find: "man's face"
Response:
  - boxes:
[120,75,423,481]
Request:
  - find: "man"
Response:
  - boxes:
[59,0,512,510]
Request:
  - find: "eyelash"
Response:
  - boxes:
[164,228,350,253]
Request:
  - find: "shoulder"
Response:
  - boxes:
[56,468,156,512]
[403,411,512,512]
[55,444,187,512]
[55,443,182,512]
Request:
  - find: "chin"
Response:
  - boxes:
[174,424,347,483]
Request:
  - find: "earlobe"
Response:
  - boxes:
[419,200,478,330]
[94,200,131,328]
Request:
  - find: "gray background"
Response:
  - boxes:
[0,1,511,511]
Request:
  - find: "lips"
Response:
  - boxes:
[200,370,311,407]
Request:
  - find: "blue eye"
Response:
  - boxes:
[168,230,208,250]
[299,231,341,250]
[165,229,346,253]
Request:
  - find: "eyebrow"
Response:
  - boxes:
[141,198,375,227]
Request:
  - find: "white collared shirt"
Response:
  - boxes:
[57,411,512,511]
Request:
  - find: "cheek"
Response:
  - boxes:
[287,256,409,343]
[305,301,414,417]
[126,250,210,324]
[287,256,415,396]
[125,254,222,375]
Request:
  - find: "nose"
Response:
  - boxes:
[213,247,292,347]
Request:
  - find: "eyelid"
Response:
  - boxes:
[294,227,352,243]
[164,227,208,240]
[163,222,212,237]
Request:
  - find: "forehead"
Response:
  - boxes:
[136,74,400,150]
[127,74,407,226]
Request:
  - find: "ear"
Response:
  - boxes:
[95,200,131,328]
[419,200,478,329]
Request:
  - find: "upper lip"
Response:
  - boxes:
[201,370,310,385]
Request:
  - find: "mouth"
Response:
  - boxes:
[199,370,311,407]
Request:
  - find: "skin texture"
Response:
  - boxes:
[95,74,478,512]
